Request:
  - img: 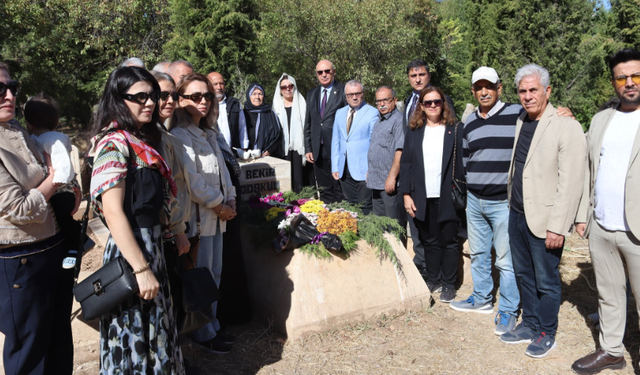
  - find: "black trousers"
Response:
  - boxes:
[0,235,74,375]
[285,150,305,193]
[340,158,372,214]
[414,198,459,288]
[313,144,343,204]
[50,192,81,250]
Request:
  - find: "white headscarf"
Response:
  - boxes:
[273,73,307,165]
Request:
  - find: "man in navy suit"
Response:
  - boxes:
[304,60,347,203]
[331,80,378,214]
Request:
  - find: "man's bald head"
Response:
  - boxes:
[169,60,194,85]
[315,59,336,88]
[208,72,226,102]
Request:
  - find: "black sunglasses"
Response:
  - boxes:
[316,69,333,75]
[0,81,20,97]
[121,91,160,105]
[180,92,215,102]
[159,91,179,101]
[422,99,443,107]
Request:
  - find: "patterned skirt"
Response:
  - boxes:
[99,226,185,375]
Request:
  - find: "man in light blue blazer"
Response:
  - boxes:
[331,80,378,214]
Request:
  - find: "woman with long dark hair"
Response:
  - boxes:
[170,73,238,353]
[400,86,465,304]
[243,83,282,157]
[87,66,184,374]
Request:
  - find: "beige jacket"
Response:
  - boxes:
[170,124,236,237]
[576,106,640,238]
[0,121,58,247]
[507,104,587,238]
[159,130,191,236]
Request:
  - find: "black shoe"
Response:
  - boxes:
[440,286,455,303]
[427,282,442,294]
[194,337,232,354]
[216,329,236,344]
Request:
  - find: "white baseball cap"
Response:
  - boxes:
[472,67,500,84]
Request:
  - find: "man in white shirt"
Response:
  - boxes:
[572,48,640,375]
[207,72,248,150]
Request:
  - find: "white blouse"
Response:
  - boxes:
[422,125,445,198]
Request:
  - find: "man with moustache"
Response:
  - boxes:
[571,48,640,374]
[207,72,248,149]
[304,60,347,203]
[331,80,378,213]
[450,67,522,336]
[499,64,585,359]
[367,86,406,243]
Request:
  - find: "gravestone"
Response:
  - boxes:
[238,156,291,200]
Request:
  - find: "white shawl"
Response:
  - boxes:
[273,73,307,165]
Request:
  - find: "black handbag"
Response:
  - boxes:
[176,251,220,335]
[451,122,467,210]
[73,256,139,320]
[72,142,140,320]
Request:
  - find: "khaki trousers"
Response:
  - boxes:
[589,219,640,357]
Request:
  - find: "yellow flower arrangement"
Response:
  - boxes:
[265,207,287,221]
[300,199,326,214]
[316,210,358,236]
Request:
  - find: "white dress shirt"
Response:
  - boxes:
[594,109,640,231]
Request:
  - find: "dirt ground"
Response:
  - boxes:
[60,232,640,375]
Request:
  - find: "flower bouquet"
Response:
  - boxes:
[243,186,405,264]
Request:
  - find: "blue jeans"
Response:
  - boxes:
[509,210,562,336]
[467,192,519,315]
[190,230,224,342]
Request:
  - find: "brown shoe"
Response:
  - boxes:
[571,348,626,374]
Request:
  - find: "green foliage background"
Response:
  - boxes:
[1,0,638,128]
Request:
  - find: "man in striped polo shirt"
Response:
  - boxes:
[450,67,572,336]
[450,67,521,336]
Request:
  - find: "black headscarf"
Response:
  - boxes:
[243,83,282,157]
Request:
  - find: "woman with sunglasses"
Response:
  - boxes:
[151,71,193,291]
[243,83,282,157]
[0,63,78,374]
[273,73,307,192]
[169,73,237,354]
[86,66,184,374]
[400,86,466,304]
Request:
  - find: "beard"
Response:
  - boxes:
[618,87,640,106]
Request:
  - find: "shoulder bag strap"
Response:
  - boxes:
[452,122,466,185]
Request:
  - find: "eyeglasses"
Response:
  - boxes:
[422,99,443,107]
[159,91,179,101]
[121,91,160,105]
[317,69,333,76]
[375,97,394,105]
[614,73,640,87]
[0,81,20,97]
[180,92,215,102]
[346,91,363,99]
[280,84,294,91]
